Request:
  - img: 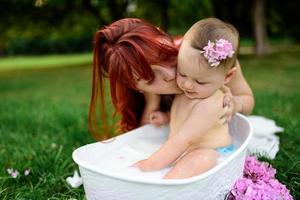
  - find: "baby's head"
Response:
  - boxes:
[177,18,239,99]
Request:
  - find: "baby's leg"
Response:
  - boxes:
[163,148,218,179]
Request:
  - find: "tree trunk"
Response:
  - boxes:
[108,0,129,21]
[253,0,269,56]
[161,0,169,32]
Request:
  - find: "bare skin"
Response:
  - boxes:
[224,60,254,116]
[134,90,229,179]
[132,38,254,179]
[143,47,254,128]
[133,38,249,178]
[164,90,230,179]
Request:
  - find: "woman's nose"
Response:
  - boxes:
[162,67,176,82]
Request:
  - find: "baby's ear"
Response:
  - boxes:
[224,67,237,84]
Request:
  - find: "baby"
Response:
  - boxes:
[134,18,240,179]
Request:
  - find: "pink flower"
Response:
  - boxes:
[228,156,293,200]
[11,170,19,178]
[244,156,276,182]
[201,39,235,67]
[268,179,293,200]
[215,39,234,59]
[230,178,253,197]
[7,168,19,178]
[229,179,292,200]
[7,168,31,178]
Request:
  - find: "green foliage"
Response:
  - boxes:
[1,0,300,55]
[128,0,214,35]
[168,0,214,35]
[0,0,100,55]
[2,12,98,55]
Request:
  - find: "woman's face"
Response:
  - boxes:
[135,65,182,94]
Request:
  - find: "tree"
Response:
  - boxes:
[253,0,269,56]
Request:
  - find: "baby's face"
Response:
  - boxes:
[177,40,226,99]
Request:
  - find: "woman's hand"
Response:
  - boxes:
[220,85,235,123]
[150,111,170,127]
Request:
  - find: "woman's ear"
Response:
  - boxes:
[224,67,237,84]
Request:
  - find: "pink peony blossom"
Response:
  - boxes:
[201,39,235,67]
[244,156,276,182]
[228,156,293,200]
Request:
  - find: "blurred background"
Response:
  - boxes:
[0,0,300,56]
[0,0,299,199]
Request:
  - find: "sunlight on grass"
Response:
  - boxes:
[0,53,92,72]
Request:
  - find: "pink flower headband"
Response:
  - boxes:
[200,39,235,67]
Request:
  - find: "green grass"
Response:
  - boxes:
[0,66,93,199]
[0,52,300,199]
[0,53,92,72]
[240,52,300,199]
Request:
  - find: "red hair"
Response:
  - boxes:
[89,18,178,140]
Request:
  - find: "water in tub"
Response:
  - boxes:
[94,127,235,180]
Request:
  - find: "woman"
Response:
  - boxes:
[89,18,254,140]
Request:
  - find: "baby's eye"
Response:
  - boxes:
[178,72,186,77]
[196,80,206,85]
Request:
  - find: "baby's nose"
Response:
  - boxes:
[183,80,194,90]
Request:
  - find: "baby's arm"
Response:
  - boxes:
[226,60,254,115]
[134,92,223,172]
[133,133,189,171]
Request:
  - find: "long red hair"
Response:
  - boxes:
[89,18,178,140]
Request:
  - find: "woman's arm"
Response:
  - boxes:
[139,93,161,126]
[226,60,255,115]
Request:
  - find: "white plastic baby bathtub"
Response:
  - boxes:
[73,113,253,200]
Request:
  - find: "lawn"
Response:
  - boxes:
[0,52,299,199]
[0,53,92,72]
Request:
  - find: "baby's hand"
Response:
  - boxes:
[150,111,169,127]
[131,159,156,172]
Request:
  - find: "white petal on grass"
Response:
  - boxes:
[66,170,83,188]
[24,169,31,176]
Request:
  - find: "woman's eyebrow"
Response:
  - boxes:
[176,66,184,74]
[177,70,184,74]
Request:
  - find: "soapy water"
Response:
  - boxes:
[94,144,234,180]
